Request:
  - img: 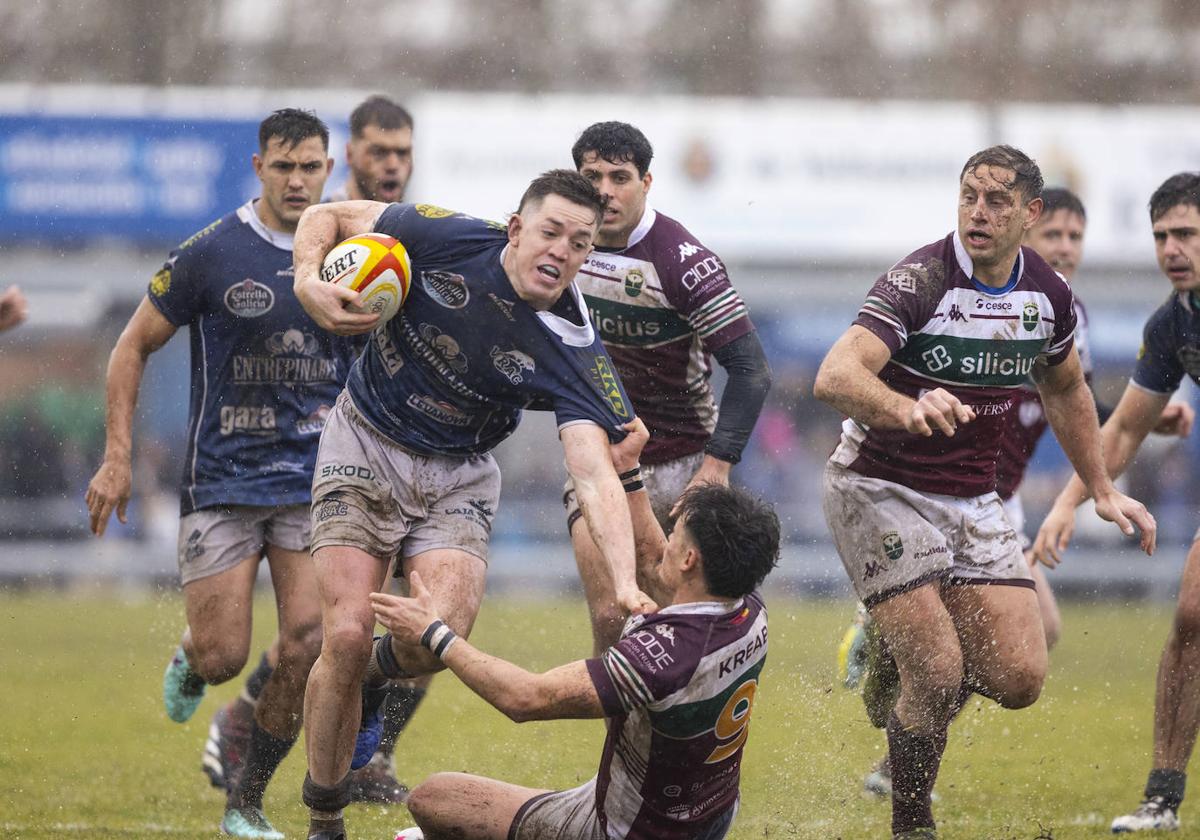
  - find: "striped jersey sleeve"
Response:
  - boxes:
[659,229,753,352]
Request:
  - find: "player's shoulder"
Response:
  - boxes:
[378,202,506,244]
[170,208,241,262]
[1144,291,1191,333]
[643,209,721,264]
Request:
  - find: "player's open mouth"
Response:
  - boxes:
[966,230,991,246]
[537,264,561,281]
[380,180,400,194]
[285,195,309,207]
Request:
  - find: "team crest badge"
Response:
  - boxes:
[624,269,645,298]
[415,204,455,219]
[886,263,925,294]
[150,267,171,297]
[881,531,904,561]
[1022,301,1039,332]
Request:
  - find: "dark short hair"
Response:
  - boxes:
[517,169,607,226]
[571,121,654,178]
[259,108,329,154]
[349,95,414,137]
[672,484,780,599]
[960,145,1044,202]
[1149,172,1200,223]
[1041,187,1086,221]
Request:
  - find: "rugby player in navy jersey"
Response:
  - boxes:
[326,95,414,204]
[290,170,658,840]
[814,145,1155,840]
[85,109,359,840]
[379,418,779,840]
[566,121,771,655]
[1036,173,1200,833]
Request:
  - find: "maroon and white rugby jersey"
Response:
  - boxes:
[830,231,1077,498]
[994,296,1094,500]
[585,593,767,840]
[575,207,753,465]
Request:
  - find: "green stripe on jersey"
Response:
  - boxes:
[651,658,764,739]
[894,333,1049,386]
[588,296,693,348]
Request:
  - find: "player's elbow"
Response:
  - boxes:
[812,360,841,405]
[500,682,554,723]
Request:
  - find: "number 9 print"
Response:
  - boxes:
[705,679,758,764]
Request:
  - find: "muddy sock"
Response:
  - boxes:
[241,651,274,706]
[228,722,296,809]
[1146,768,1187,811]
[886,711,947,835]
[378,684,428,757]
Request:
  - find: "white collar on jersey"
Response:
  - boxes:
[237,200,295,252]
[951,229,1024,293]
[622,206,657,250]
[657,596,745,616]
[496,246,597,347]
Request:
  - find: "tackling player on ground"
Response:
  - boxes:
[1034,172,1200,833]
[566,121,771,654]
[291,170,657,840]
[384,418,780,840]
[814,145,1155,840]
[85,109,357,840]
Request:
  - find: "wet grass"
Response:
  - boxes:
[0,589,1178,839]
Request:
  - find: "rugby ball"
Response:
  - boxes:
[320,233,412,323]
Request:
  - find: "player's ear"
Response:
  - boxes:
[325,157,334,176]
[507,213,523,243]
[252,153,264,180]
[1024,196,1044,229]
[642,171,653,194]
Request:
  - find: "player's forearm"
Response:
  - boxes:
[1049,400,1158,509]
[813,355,912,430]
[576,471,640,598]
[1041,376,1114,501]
[101,336,150,463]
[708,332,772,463]
[625,486,669,605]
[293,204,342,292]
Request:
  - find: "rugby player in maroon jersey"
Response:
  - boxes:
[815,146,1154,839]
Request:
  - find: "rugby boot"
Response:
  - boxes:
[349,752,410,804]
[1111,797,1180,832]
[863,753,892,798]
[163,645,207,723]
[837,604,870,689]
[221,805,284,839]
[862,622,901,729]
[351,706,384,770]
[203,698,254,790]
[893,829,937,839]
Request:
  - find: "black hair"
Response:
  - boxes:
[349,95,414,137]
[960,145,1044,202]
[671,484,780,599]
[571,121,654,178]
[517,169,607,225]
[1040,187,1086,221]
[258,108,329,153]
[1149,172,1200,223]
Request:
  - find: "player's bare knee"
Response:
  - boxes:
[192,642,248,685]
[277,619,323,672]
[994,663,1045,709]
[405,773,456,824]
[321,619,374,675]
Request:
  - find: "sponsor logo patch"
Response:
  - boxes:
[318,464,375,480]
[678,242,701,261]
[415,204,455,219]
[421,270,469,309]
[487,293,516,322]
[444,497,495,533]
[590,356,630,418]
[316,499,349,521]
[490,346,535,384]
[886,266,920,294]
[420,323,468,373]
[296,404,331,435]
[946,304,966,322]
[882,531,904,561]
[150,267,171,297]
[183,529,205,563]
[224,279,275,317]
[406,393,473,427]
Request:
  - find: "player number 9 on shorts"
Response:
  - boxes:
[320,233,412,324]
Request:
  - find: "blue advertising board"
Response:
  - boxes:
[0,115,346,245]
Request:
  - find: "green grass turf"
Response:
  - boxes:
[0,588,1182,839]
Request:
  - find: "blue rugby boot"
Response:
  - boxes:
[163,644,207,723]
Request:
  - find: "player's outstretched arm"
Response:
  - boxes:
[610,419,670,606]
[1033,356,1160,563]
[0,285,29,332]
[85,298,177,537]
[813,325,975,435]
[563,422,658,616]
[370,573,605,723]
[293,200,387,335]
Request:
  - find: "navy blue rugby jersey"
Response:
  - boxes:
[150,201,364,514]
[1132,290,1200,395]
[345,202,634,456]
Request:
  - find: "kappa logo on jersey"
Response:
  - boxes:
[490,346,535,384]
[419,324,468,373]
[655,624,676,646]
[415,204,456,219]
[224,279,275,317]
[406,393,473,427]
[150,266,171,297]
[1023,301,1040,331]
[422,270,470,309]
[266,328,321,356]
[591,357,630,418]
[678,241,701,261]
[624,268,645,297]
[886,265,921,294]
[487,293,516,322]
[946,304,967,322]
[881,531,904,561]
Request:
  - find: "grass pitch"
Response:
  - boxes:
[0,587,1180,839]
